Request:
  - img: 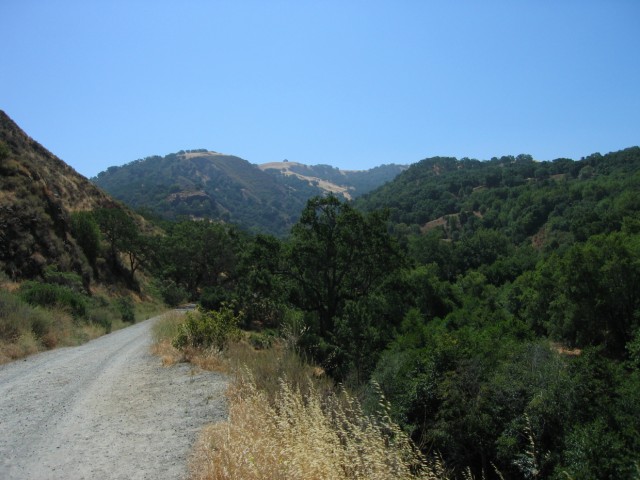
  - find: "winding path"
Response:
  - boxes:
[0,314,227,480]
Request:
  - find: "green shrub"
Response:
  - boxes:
[199,286,234,311]
[158,280,188,307]
[248,330,277,350]
[88,309,113,333]
[173,305,242,351]
[117,297,135,323]
[19,281,87,319]
[42,266,85,292]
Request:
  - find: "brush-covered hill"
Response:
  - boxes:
[355,148,640,249]
[93,150,313,236]
[0,110,128,280]
[93,152,406,236]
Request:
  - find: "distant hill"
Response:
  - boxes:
[259,161,407,200]
[93,151,406,236]
[0,111,117,279]
[92,151,316,236]
[355,149,640,248]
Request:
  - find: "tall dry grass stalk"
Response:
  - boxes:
[151,310,186,366]
[190,365,451,479]
[151,312,456,479]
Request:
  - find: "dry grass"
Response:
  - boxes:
[151,311,187,366]
[0,307,106,364]
[0,304,110,364]
[0,331,39,363]
[226,341,334,401]
[190,368,452,480]
[149,312,456,479]
[183,345,228,371]
[150,338,183,367]
[0,288,78,363]
[186,337,453,480]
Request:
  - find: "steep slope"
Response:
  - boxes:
[0,111,125,279]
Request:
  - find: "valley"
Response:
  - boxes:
[1,109,639,479]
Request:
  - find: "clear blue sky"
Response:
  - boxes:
[2,1,639,178]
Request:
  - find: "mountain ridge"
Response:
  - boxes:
[93,150,406,235]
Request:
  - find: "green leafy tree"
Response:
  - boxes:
[152,220,240,298]
[93,207,138,268]
[235,233,287,327]
[70,211,102,268]
[545,231,640,356]
[286,196,403,336]
[334,295,388,383]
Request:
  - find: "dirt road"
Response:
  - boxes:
[0,315,228,480]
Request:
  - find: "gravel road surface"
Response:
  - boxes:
[0,314,228,480]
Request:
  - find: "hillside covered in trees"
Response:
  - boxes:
[2,109,639,478]
[346,147,640,478]
[0,110,116,280]
[0,111,164,361]
[93,151,405,236]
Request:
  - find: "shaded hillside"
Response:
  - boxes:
[259,161,407,199]
[0,111,122,279]
[93,150,322,236]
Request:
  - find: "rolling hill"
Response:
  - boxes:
[93,151,406,236]
[355,149,640,250]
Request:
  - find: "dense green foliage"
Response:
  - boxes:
[19,280,88,319]
[348,148,640,478]
[137,147,640,478]
[356,149,640,248]
[173,306,242,351]
[93,151,323,236]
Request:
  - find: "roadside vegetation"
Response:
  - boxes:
[3,122,640,479]
[153,309,454,480]
[0,268,164,363]
[0,130,166,363]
